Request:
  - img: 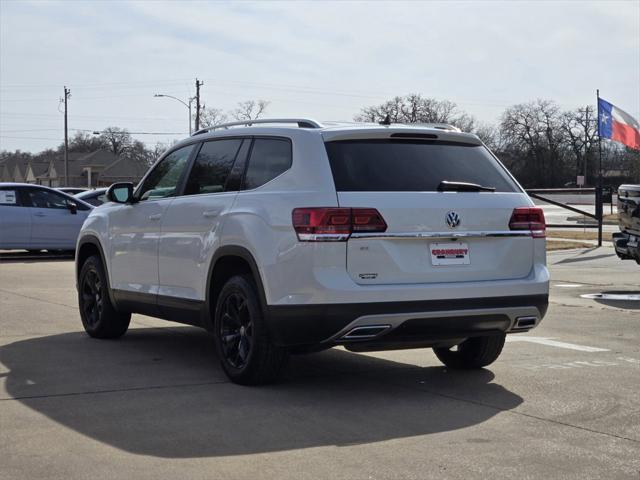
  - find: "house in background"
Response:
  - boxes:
[11,162,26,183]
[24,161,50,184]
[97,156,149,186]
[1,159,17,182]
[1,150,148,187]
[37,151,119,187]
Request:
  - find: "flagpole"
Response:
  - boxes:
[597,89,602,181]
[596,89,603,247]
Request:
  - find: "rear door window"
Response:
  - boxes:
[0,188,20,206]
[325,140,519,192]
[25,188,73,209]
[184,139,243,195]
[243,138,292,190]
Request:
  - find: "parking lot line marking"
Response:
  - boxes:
[506,336,610,352]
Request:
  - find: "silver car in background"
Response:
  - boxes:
[74,188,108,207]
[0,183,93,252]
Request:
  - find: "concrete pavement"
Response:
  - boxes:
[1,248,639,479]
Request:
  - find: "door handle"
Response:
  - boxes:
[202,209,221,218]
[148,214,162,221]
[33,212,46,217]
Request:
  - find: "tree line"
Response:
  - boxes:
[356,94,639,187]
[2,94,638,187]
[0,127,166,169]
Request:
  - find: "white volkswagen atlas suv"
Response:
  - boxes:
[75,118,549,385]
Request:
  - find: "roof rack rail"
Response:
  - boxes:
[192,118,323,136]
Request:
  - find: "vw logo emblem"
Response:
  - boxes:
[445,211,461,228]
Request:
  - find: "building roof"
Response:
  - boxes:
[27,162,49,177]
[98,157,149,181]
[75,150,118,167]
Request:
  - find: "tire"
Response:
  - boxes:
[433,333,506,369]
[214,274,288,385]
[78,255,131,339]
[27,249,42,254]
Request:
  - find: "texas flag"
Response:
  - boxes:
[598,98,640,150]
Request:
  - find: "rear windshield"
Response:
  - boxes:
[325,140,519,192]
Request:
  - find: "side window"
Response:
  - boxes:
[184,139,243,196]
[137,145,194,201]
[84,196,103,207]
[0,188,21,207]
[244,138,292,190]
[26,189,72,209]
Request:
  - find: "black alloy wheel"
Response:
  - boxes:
[214,274,288,385]
[81,267,104,328]
[219,292,254,369]
[78,255,130,339]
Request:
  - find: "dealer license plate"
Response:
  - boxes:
[430,242,470,266]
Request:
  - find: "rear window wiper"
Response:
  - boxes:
[437,181,496,192]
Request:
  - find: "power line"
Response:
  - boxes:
[0,111,185,121]
[0,135,64,140]
[0,128,185,135]
[0,91,191,102]
[0,79,193,90]
[0,128,61,132]
[83,129,186,135]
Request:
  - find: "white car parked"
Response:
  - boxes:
[75,119,549,385]
[0,183,93,252]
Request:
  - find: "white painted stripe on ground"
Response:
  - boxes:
[554,284,583,288]
[506,336,610,352]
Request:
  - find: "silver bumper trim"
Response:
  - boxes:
[326,306,541,343]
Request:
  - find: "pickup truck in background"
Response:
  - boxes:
[614,184,640,265]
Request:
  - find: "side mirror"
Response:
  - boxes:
[106,183,135,204]
[67,202,78,215]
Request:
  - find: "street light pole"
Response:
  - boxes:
[153,94,195,135]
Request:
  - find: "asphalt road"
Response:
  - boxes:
[1,249,639,479]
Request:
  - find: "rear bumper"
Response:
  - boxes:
[613,231,640,261]
[265,294,549,349]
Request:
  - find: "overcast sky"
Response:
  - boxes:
[1,0,639,153]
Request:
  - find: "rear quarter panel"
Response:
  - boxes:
[220,132,343,305]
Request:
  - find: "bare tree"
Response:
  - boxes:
[355,94,476,131]
[232,100,269,121]
[198,106,228,128]
[357,96,407,123]
[123,140,156,167]
[559,106,598,181]
[66,132,108,153]
[499,99,569,187]
[474,122,501,151]
[100,127,132,156]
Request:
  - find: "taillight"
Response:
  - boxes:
[292,207,387,241]
[509,207,546,238]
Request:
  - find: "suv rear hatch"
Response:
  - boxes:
[323,135,539,285]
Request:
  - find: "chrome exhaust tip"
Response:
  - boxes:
[512,316,538,330]
[341,325,391,340]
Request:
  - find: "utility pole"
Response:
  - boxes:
[195,78,204,131]
[63,86,71,186]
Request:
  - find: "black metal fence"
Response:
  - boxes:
[526,187,615,247]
